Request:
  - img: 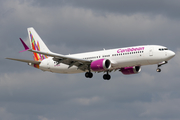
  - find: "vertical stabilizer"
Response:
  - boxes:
[28,27,51,61]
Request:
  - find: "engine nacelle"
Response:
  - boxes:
[121,66,141,75]
[90,59,111,71]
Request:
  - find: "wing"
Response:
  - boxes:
[28,49,92,71]
[6,58,41,64]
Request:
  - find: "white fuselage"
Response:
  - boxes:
[38,45,175,74]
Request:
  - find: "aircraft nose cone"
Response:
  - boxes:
[169,51,175,58]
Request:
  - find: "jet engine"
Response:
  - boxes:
[90,59,111,71]
[121,66,141,75]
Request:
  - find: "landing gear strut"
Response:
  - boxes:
[103,71,111,80]
[156,61,167,73]
[85,65,93,78]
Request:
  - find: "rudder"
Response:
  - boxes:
[28,27,51,61]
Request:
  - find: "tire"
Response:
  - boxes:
[89,72,93,78]
[156,68,161,72]
[85,72,89,78]
[103,74,111,80]
[85,72,93,78]
[107,75,111,80]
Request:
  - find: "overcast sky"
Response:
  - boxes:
[1,0,180,120]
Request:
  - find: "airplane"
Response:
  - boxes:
[6,27,175,80]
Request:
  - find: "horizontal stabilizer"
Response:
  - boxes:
[6,58,41,64]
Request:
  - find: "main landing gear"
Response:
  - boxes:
[85,65,111,80]
[85,72,93,78]
[85,66,93,78]
[156,61,168,73]
[103,74,111,80]
[103,71,111,80]
[85,71,111,80]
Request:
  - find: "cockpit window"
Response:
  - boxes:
[159,48,168,51]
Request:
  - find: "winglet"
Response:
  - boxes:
[19,38,30,53]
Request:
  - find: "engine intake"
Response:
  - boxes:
[121,66,141,75]
[90,59,111,71]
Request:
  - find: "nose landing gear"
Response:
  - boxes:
[156,68,161,72]
[156,61,167,73]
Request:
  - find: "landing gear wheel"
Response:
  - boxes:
[89,72,93,78]
[103,74,111,80]
[85,72,93,78]
[103,74,106,80]
[107,75,111,80]
[156,68,161,72]
[156,61,167,73]
[85,72,89,78]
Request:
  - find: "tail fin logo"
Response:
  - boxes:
[30,32,48,61]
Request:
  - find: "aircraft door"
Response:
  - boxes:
[165,51,167,56]
[149,47,153,56]
[47,58,51,71]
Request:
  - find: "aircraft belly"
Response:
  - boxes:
[38,58,83,74]
[113,56,149,68]
[114,57,137,68]
[43,63,83,74]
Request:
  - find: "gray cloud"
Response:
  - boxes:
[1,57,180,120]
[34,0,180,19]
[1,0,180,120]
[1,0,180,53]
